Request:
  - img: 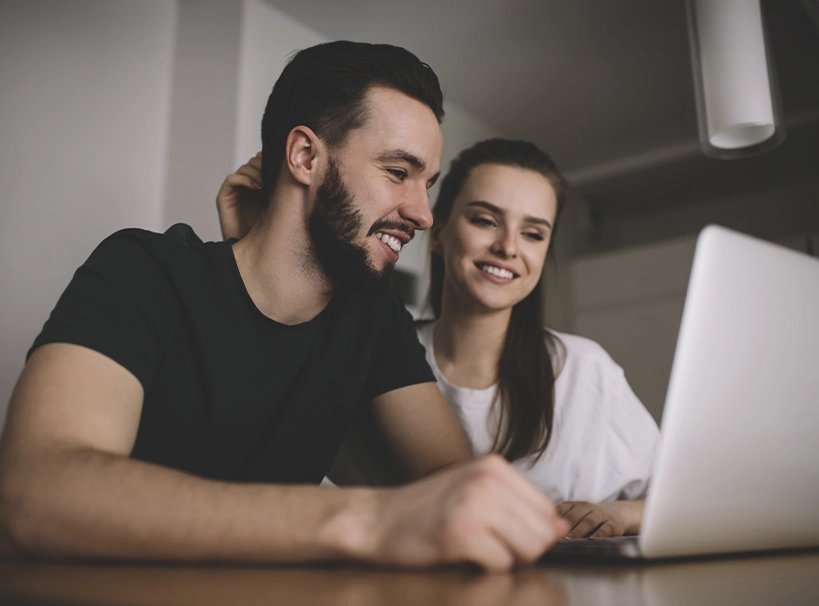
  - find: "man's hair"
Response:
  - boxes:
[260,41,445,200]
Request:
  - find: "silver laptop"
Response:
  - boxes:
[548,225,819,560]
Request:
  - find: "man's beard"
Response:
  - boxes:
[307,159,393,295]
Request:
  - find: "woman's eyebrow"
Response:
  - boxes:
[467,200,553,229]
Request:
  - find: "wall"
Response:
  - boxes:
[162,0,244,243]
[0,0,178,430]
[571,236,698,423]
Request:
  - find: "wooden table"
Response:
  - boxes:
[2,551,818,605]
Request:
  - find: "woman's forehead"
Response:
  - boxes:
[457,164,558,216]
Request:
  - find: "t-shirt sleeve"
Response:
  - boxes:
[599,361,660,501]
[28,231,162,390]
[362,291,436,400]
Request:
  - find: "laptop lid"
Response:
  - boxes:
[640,225,819,558]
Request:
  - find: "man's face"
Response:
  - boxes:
[308,87,443,292]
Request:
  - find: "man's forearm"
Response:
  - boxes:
[0,445,377,562]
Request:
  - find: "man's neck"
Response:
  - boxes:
[232,200,334,326]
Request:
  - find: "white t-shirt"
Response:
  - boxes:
[416,321,659,504]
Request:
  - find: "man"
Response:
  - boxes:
[0,41,566,571]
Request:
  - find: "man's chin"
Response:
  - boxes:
[347,265,393,296]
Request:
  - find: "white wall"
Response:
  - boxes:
[0,0,178,429]
[162,0,244,243]
[571,236,698,423]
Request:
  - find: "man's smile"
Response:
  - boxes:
[376,232,403,253]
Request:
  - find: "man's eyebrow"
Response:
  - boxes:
[467,200,553,229]
[375,150,426,172]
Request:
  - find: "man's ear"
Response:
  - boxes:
[284,125,323,186]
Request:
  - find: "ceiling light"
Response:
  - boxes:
[686,0,785,158]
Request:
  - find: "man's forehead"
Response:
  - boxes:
[351,87,443,170]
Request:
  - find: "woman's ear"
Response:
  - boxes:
[284,125,323,186]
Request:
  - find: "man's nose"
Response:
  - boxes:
[400,186,433,231]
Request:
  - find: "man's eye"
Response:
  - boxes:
[469,217,496,228]
[387,169,407,181]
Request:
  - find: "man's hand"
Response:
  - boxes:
[216,152,264,241]
[326,455,570,572]
[557,500,645,538]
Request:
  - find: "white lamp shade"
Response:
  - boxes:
[688,0,785,158]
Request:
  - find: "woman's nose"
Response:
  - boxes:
[491,229,518,258]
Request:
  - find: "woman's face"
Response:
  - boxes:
[432,163,558,315]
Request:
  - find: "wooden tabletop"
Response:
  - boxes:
[2,551,818,606]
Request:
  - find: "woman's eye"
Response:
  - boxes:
[387,169,407,181]
[524,232,545,241]
[469,216,496,228]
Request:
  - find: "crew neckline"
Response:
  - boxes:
[222,239,339,332]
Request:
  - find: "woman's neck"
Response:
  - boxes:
[433,300,512,390]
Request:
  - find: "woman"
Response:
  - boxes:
[217,140,659,539]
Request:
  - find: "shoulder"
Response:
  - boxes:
[87,223,205,269]
[546,329,623,378]
[545,329,632,410]
[547,329,615,364]
[77,223,222,313]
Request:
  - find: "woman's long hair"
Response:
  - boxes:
[429,139,568,463]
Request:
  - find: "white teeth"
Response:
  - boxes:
[480,264,514,279]
[376,232,402,253]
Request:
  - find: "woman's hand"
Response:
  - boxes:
[216,152,264,241]
[556,499,645,538]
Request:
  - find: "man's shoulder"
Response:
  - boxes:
[79,223,230,305]
[87,223,221,275]
[91,223,204,259]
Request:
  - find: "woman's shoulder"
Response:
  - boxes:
[545,329,617,368]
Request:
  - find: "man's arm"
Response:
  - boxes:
[0,344,567,570]
[368,382,472,480]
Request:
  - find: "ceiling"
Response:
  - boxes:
[266,0,819,221]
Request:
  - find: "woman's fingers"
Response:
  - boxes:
[223,173,260,191]
[558,501,627,538]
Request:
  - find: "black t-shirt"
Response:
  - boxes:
[29,224,434,484]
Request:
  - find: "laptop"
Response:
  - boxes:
[547,225,819,560]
